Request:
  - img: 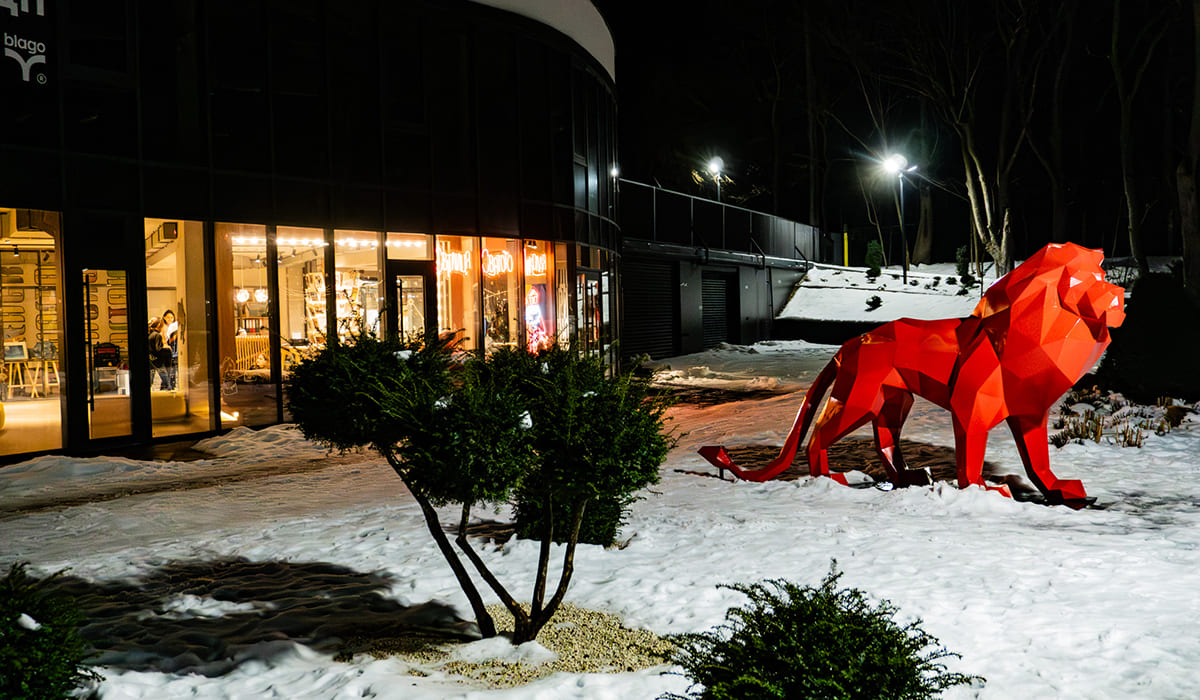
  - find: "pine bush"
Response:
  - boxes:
[865,241,884,279]
[955,245,975,288]
[662,567,980,700]
[0,562,101,699]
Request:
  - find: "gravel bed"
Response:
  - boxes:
[344,603,676,689]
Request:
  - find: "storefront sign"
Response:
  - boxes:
[481,249,514,278]
[524,252,547,276]
[3,0,50,86]
[437,242,472,276]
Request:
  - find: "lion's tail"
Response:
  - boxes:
[698,358,838,482]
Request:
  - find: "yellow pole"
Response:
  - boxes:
[843,230,849,267]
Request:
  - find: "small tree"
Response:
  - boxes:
[491,346,676,639]
[287,337,674,644]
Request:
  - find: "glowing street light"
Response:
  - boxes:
[882,153,918,284]
[708,156,724,202]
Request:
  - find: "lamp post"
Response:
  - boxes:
[882,154,917,284]
[708,156,724,202]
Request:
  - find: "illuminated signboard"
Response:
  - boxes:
[480,248,514,278]
[437,242,471,276]
[524,252,548,276]
[3,0,50,86]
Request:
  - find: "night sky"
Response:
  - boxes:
[596,0,1195,265]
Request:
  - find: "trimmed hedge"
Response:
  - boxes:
[662,567,980,700]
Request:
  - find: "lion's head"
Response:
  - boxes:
[972,242,1126,330]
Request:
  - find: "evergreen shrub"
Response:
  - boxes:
[955,245,975,288]
[1095,273,1200,402]
[0,562,101,699]
[865,241,884,279]
[502,345,674,548]
[662,567,980,700]
[513,489,630,546]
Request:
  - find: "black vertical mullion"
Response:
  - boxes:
[266,224,282,422]
[264,1,276,216]
[324,227,336,343]
[202,219,220,433]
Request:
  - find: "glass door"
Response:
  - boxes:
[84,269,132,439]
[577,270,602,356]
[386,260,434,344]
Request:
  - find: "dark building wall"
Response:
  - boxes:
[0,0,618,247]
[618,181,815,358]
[0,0,618,457]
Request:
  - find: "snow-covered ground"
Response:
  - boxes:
[777,261,992,322]
[3,261,1199,699]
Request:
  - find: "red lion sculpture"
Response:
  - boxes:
[699,242,1126,508]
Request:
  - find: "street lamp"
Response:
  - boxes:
[708,156,724,202]
[882,153,918,284]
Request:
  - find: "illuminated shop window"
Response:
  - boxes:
[436,235,478,352]
[216,223,276,427]
[522,240,554,351]
[334,230,381,342]
[0,207,64,456]
[84,269,131,440]
[481,237,521,353]
[144,218,213,437]
[386,232,432,261]
[555,243,570,347]
[276,226,326,366]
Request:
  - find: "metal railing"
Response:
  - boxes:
[618,179,820,267]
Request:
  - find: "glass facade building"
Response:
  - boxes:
[0,0,618,460]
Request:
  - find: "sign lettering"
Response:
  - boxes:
[481,249,514,278]
[4,0,49,85]
[524,252,547,276]
[437,242,471,276]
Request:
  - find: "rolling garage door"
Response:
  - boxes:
[701,272,737,349]
[621,258,677,359]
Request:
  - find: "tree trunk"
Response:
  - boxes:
[1179,165,1200,296]
[804,2,821,230]
[1109,0,1166,277]
[1179,0,1200,300]
[960,130,1013,274]
[1118,101,1150,276]
[520,498,589,644]
[382,451,497,639]
[911,183,934,265]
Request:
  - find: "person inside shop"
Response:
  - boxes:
[147,317,175,391]
[162,309,179,388]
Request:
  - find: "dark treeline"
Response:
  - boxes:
[598,0,1200,291]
